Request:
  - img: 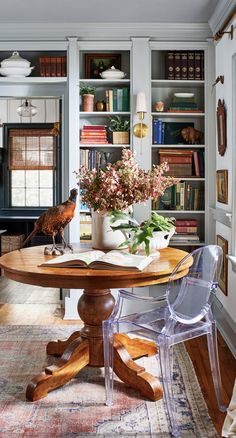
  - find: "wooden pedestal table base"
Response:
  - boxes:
[26,288,162,402]
[0,245,190,404]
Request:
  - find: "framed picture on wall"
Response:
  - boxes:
[216,169,228,204]
[217,99,227,156]
[216,234,228,295]
[85,53,121,79]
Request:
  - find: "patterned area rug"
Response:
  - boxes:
[0,325,217,437]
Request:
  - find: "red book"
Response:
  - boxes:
[61,56,67,77]
[56,57,62,76]
[175,219,197,226]
[45,57,51,77]
[50,57,57,77]
[193,151,200,177]
[39,56,45,77]
[160,155,192,164]
[83,125,107,130]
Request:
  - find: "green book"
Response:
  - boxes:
[117,89,123,112]
[122,87,130,111]
[113,88,117,111]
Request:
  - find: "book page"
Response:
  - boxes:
[39,250,105,267]
[90,250,153,271]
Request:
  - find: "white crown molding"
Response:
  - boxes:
[208,0,236,35]
[0,22,212,42]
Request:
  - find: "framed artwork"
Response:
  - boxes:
[217,99,227,156]
[216,169,228,204]
[216,234,228,295]
[85,53,121,79]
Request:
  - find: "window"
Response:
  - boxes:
[3,124,60,210]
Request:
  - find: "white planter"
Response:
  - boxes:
[91,211,127,250]
[138,228,175,252]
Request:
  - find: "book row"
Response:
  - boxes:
[152,182,205,211]
[80,148,104,169]
[39,56,67,77]
[153,120,203,145]
[105,87,129,112]
[165,51,204,80]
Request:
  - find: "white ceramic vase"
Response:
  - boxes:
[91,211,126,250]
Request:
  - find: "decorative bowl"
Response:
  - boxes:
[100,66,126,79]
[174,92,194,98]
[0,66,35,77]
[137,228,176,252]
[0,51,31,68]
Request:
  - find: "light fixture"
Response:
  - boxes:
[17,99,37,117]
[133,92,148,138]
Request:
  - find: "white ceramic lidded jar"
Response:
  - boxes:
[1,51,31,68]
[100,66,126,79]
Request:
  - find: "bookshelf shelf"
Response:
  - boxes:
[0,77,67,84]
[79,144,130,148]
[153,210,205,214]
[79,79,130,86]
[152,144,205,148]
[151,79,204,87]
[152,112,205,117]
[170,241,205,247]
[79,111,130,116]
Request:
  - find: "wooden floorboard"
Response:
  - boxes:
[0,277,235,436]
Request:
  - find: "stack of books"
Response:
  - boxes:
[165,51,204,80]
[80,125,110,145]
[170,218,200,243]
[159,149,193,176]
[168,94,203,113]
[39,56,67,77]
[105,87,129,112]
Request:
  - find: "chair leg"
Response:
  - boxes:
[103,320,114,406]
[207,322,226,412]
[159,339,179,437]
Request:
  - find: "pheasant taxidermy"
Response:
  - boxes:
[21,188,78,255]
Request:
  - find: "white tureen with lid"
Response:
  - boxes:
[100,66,126,79]
[0,51,34,77]
[1,51,31,68]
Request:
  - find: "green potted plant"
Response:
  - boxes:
[110,210,176,256]
[109,115,130,144]
[80,83,96,112]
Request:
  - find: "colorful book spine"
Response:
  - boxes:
[56,57,62,77]
[193,151,200,177]
[50,57,57,77]
[180,52,188,79]
[117,89,123,112]
[122,87,130,111]
[113,88,118,111]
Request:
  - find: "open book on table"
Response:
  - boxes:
[39,250,154,272]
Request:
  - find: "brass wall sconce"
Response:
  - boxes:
[133,92,148,138]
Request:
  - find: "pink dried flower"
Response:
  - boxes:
[75,148,178,212]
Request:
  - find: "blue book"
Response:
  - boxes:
[153,119,159,144]
[158,120,163,145]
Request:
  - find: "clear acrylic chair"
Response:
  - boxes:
[102,245,226,437]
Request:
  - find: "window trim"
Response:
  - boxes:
[2,123,61,215]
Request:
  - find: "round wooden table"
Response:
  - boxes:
[0,245,190,402]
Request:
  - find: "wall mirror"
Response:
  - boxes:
[217,99,227,156]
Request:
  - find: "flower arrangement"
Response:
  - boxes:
[75,148,177,213]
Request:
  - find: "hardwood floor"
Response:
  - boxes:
[0,277,235,436]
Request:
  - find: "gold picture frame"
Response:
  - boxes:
[216,234,228,295]
[216,169,228,204]
[85,53,121,79]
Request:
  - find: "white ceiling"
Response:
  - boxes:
[0,0,219,23]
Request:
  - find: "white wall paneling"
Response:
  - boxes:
[215,15,236,325]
